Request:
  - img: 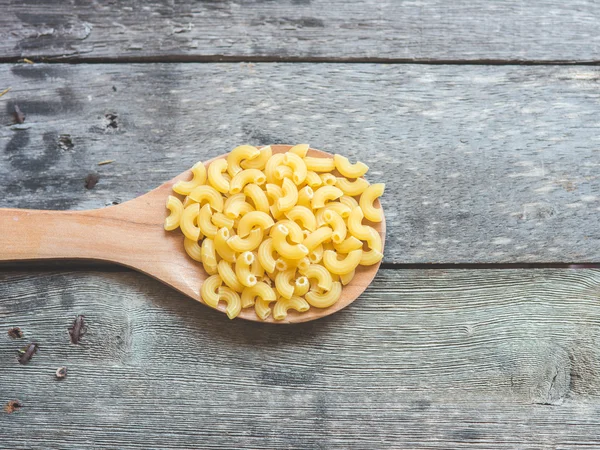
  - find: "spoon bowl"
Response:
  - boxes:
[0,145,385,323]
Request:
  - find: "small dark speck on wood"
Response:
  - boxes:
[58,134,74,151]
[85,173,99,189]
[13,105,25,124]
[112,86,117,92]
[7,327,23,339]
[105,113,118,129]
[55,367,67,379]
[69,315,86,344]
[4,400,22,414]
[18,343,38,364]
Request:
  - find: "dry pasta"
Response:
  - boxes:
[166,145,384,320]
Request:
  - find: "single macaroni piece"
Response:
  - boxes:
[340,270,355,286]
[306,281,342,308]
[289,144,309,158]
[241,146,272,170]
[227,145,260,177]
[294,276,310,296]
[272,219,304,244]
[173,161,207,195]
[218,259,245,293]
[189,185,224,212]
[277,178,299,212]
[244,183,270,214]
[180,203,201,241]
[323,249,363,275]
[271,224,309,259]
[336,177,370,196]
[218,286,242,319]
[237,211,275,238]
[184,237,203,262]
[168,146,384,320]
[304,156,336,172]
[283,152,308,185]
[236,251,258,287]
[230,169,267,194]
[214,227,237,263]
[201,274,222,308]
[323,209,347,244]
[273,296,310,321]
[275,269,296,299]
[319,173,337,186]
[297,186,314,208]
[224,193,253,219]
[212,212,234,229]
[227,228,263,252]
[207,158,230,193]
[275,165,293,181]
[164,195,184,231]
[360,183,385,222]
[300,263,333,291]
[334,236,363,253]
[285,206,317,231]
[347,206,375,240]
[303,227,333,251]
[258,238,277,273]
[334,154,369,178]
[312,186,343,209]
[198,203,218,239]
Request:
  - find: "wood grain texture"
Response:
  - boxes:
[2,63,600,264]
[2,0,600,62]
[0,146,385,323]
[1,268,600,448]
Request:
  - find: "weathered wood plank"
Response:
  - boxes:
[2,63,600,264]
[2,0,600,62]
[1,268,600,448]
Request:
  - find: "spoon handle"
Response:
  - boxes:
[0,208,121,263]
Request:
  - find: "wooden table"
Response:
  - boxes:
[1,1,600,448]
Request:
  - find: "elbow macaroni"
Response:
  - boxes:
[167,145,384,320]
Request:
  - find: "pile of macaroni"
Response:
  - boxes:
[165,144,384,320]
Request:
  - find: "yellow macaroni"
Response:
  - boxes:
[312,186,343,209]
[164,195,184,231]
[333,154,369,178]
[168,146,384,320]
[189,185,224,212]
[201,274,222,308]
[227,145,259,177]
[273,296,310,321]
[285,206,316,231]
[304,156,336,172]
[322,249,363,275]
[360,183,385,223]
[173,161,207,195]
[336,177,370,196]
[218,286,242,319]
[271,224,309,259]
[207,158,230,193]
[241,145,272,170]
[306,281,342,308]
[180,203,201,241]
[236,251,258,287]
[230,169,267,194]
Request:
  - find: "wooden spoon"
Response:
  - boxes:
[0,145,385,323]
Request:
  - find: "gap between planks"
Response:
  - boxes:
[3,56,600,66]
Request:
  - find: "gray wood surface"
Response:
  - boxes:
[1,268,599,448]
[2,0,600,62]
[2,63,600,264]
